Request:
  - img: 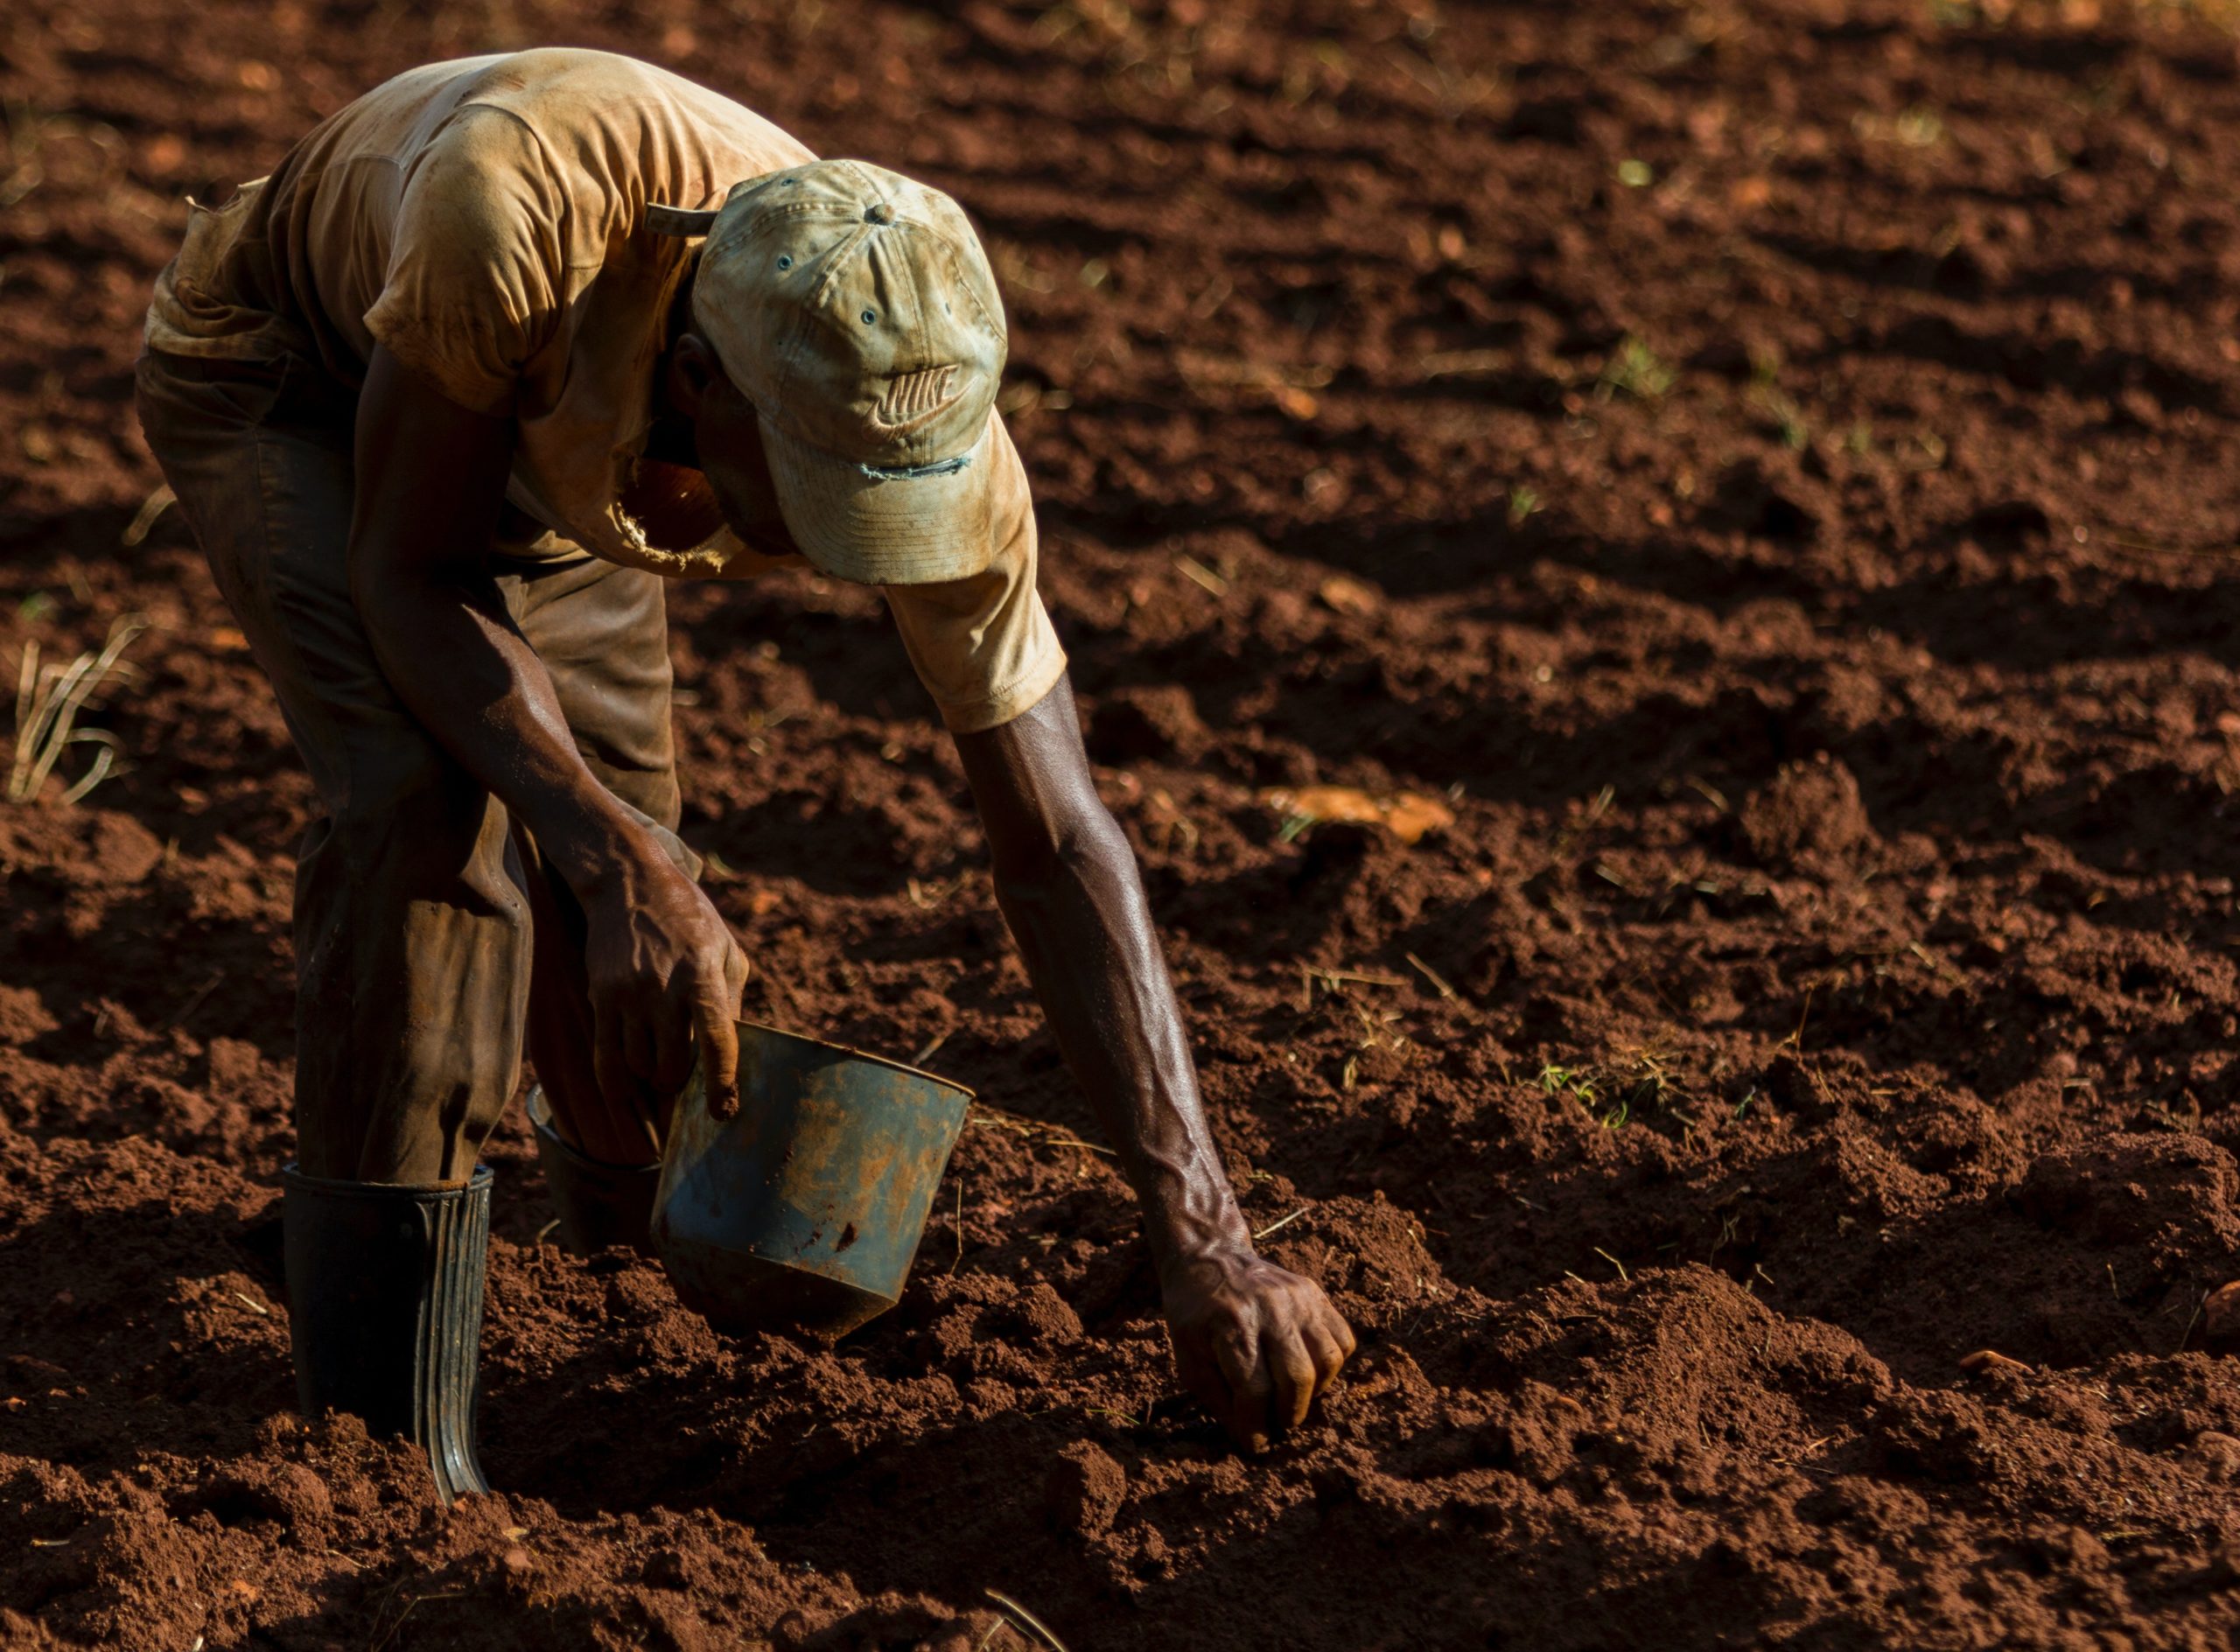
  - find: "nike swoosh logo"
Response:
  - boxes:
[867,365,962,435]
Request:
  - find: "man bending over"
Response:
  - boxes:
[136,47,1352,1499]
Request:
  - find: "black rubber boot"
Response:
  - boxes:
[528,1085,661,1254]
[281,1163,492,1503]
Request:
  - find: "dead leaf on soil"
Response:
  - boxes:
[1261,784,1456,846]
[1958,1348,2033,1376]
[1316,574,1380,617]
[120,484,174,546]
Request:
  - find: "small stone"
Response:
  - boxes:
[501,1546,533,1574]
[2188,1430,2240,1481]
[2202,1281,2240,1352]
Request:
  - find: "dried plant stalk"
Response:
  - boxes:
[8,612,148,804]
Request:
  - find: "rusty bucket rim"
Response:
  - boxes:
[734,1018,976,1104]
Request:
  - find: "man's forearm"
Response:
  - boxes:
[987,805,1251,1268]
[956,681,1355,1442]
[353,572,645,893]
[954,681,1251,1267]
[344,345,654,897]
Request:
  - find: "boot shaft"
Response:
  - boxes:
[528,1084,661,1254]
[282,1164,491,1502]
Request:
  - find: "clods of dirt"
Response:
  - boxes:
[1734,751,1877,871]
[10,0,2240,1648]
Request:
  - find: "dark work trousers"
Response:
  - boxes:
[135,347,697,1185]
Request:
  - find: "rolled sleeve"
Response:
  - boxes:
[883,416,1068,732]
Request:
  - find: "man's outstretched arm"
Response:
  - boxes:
[952,676,1355,1449]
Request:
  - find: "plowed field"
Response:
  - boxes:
[8,2,2240,1647]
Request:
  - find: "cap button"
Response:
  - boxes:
[864,202,892,225]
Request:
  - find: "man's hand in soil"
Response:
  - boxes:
[955,682,1356,1448]
[348,347,748,1145]
[1160,1242,1357,1452]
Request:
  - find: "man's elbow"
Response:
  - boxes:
[349,547,453,647]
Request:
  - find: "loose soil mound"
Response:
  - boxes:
[8,1,2240,1647]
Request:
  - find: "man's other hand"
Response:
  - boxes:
[580,841,750,1146]
[1160,1243,1356,1452]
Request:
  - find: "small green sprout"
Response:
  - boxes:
[1598,336,1676,403]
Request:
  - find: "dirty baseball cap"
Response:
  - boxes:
[648,160,1007,586]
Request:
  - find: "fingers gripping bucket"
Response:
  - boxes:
[652,1022,972,1340]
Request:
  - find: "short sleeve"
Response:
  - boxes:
[883,417,1068,733]
[362,107,564,416]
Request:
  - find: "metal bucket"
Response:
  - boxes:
[651,1021,972,1340]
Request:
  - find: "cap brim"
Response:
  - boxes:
[760,413,997,586]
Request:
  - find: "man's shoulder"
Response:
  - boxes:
[458,48,704,106]
[394,48,812,220]
[439,48,776,146]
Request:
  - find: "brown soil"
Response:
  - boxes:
[8,1,2240,1647]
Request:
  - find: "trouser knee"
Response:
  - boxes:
[290,771,531,1183]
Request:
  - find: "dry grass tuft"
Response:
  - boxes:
[8,612,148,804]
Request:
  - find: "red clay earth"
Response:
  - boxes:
[8,0,2240,1646]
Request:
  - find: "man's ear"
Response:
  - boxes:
[666,332,724,422]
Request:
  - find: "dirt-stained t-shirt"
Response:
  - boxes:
[144,48,1066,732]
